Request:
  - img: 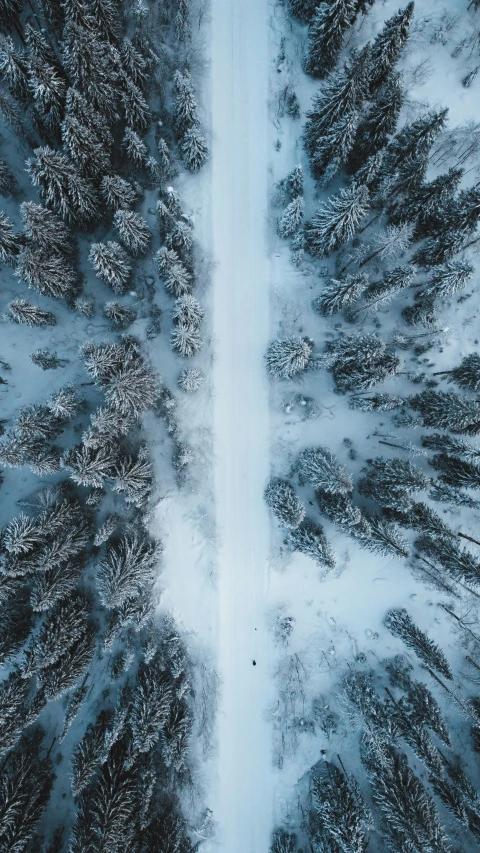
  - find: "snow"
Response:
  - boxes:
[210,0,274,849]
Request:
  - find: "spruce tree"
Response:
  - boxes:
[369,3,414,91]
[429,453,480,489]
[296,446,353,494]
[265,337,313,378]
[6,299,56,327]
[178,366,204,393]
[310,109,359,181]
[20,202,72,255]
[409,390,480,434]
[61,114,111,180]
[113,448,153,507]
[287,0,318,21]
[0,211,22,263]
[304,0,356,79]
[347,72,404,173]
[264,478,305,529]
[313,272,368,316]
[89,241,132,294]
[326,333,400,393]
[100,175,137,210]
[16,245,80,301]
[26,147,98,224]
[384,608,452,678]
[173,69,198,138]
[130,661,173,754]
[415,533,480,587]
[103,301,136,330]
[114,209,151,256]
[122,126,148,167]
[0,155,18,196]
[358,457,430,510]
[422,260,473,300]
[120,75,150,131]
[97,532,160,608]
[171,322,203,357]
[270,829,297,853]
[306,185,369,257]
[286,518,335,568]
[181,123,209,171]
[278,196,304,238]
[310,762,369,853]
[435,354,480,393]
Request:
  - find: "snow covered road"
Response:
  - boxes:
[211,0,274,849]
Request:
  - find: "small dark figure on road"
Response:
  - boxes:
[252,660,257,666]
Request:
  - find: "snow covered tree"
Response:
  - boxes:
[415,533,480,588]
[28,54,66,130]
[0,212,22,263]
[409,390,480,434]
[347,266,413,322]
[306,185,369,257]
[83,339,160,417]
[326,333,401,393]
[369,3,414,91]
[97,532,160,609]
[286,518,335,568]
[287,0,318,21]
[173,294,204,329]
[174,69,198,138]
[265,337,313,378]
[26,147,98,224]
[100,175,137,210]
[0,35,29,101]
[89,242,132,294]
[16,245,80,301]
[304,46,371,160]
[358,457,429,510]
[349,392,403,412]
[385,608,452,679]
[181,123,209,171]
[71,711,111,796]
[23,593,90,677]
[264,478,305,529]
[129,661,173,754]
[391,167,463,237]
[63,443,116,488]
[122,126,148,167]
[6,298,56,327]
[30,349,65,370]
[402,293,436,327]
[363,514,410,559]
[270,829,297,853]
[165,219,194,256]
[62,21,120,117]
[113,448,153,507]
[171,321,203,357]
[278,196,304,238]
[114,209,151,256]
[61,114,110,180]
[0,729,54,850]
[429,453,480,489]
[297,446,353,494]
[156,137,173,180]
[304,0,356,78]
[347,72,404,173]
[310,761,369,853]
[421,261,473,300]
[156,247,192,296]
[311,109,359,182]
[0,0,23,29]
[383,109,448,176]
[0,155,17,197]
[178,366,204,392]
[435,353,480,392]
[121,38,148,91]
[277,165,304,203]
[120,75,149,131]
[20,202,72,255]
[313,272,368,316]
[422,432,480,464]
[103,301,136,330]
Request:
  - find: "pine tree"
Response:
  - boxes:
[114,209,151,256]
[270,829,297,853]
[89,241,132,294]
[369,3,414,91]
[278,195,304,238]
[264,478,305,529]
[64,87,113,149]
[304,0,356,79]
[429,452,480,489]
[27,54,66,130]
[277,165,304,202]
[23,594,90,676]
[26,147,98,224]
[71,711,111,796]
[422,261,473,300]
[306,185,369,257]
[97,532,160,608]
[313,272,368,316]
[130,662,173,754]
[287,0,318,22]
[120,39,148,91]
[173,294,204,329]
[297,446,353,494]
[409,390,480,434]
[6,299,56,327]
[16,245,80,301]
[100,175,137,210]
[310,109,359,181]
[326,333,400,393]
[178,366,204,392]
[20,202,72,255]
[383,109,448,175]
[0,729,54,850]
[61,114,111,180]
[0,211,22,263]
[385,608,452,678]
[103,301,136,330]
[165,219,194,255]
[181,123,209,171]
[41,624,96,700]
[415,533,480,587]
[0,0,23,29]
[349,392,404,412]
[0,155,18,197]
[113,448,153,507]
[265,337,313,378]
[173,69,198,138]
[88,0,121,43]
[347,266,413,322]
[286,518,335,568]
[122,126,148,167]
[358,457,430,510]
[171,322,203,357]
[363,513,410,559]
[156,247,192,297]
[62,22,121,118]
[120,74,150,131]
[310,762,369,853]
[422,432,480,464]
[435,353,480,392]
[391,168,463,237]
[0,35,30,101]
[347,72,404,173]
[63,443,117,488]
[30,559,83,612]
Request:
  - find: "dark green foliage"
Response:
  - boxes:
[369,3,414,91]
[384,608,452,678]
[304,0,357,79]
[347,72,404,173]
[358,457,429,509]
[415,533,480,587]
[429,453,480,489]
[409,390,480,434]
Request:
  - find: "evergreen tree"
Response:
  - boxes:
[0,155,18,197]
[0,729,54,851]
[363,513,410,559]
[88,0,121,43]
[286,518,335,568]
[100,175,137,210]
[434,353,480,392]
[114,209,151,256]
[103,301,136,330]
[264,478,305,529]
[64,87,113,149]
[409,390,480,434]
[63,443,117,488]
[62,21,121,117]
[304,0,357,79]
[74,747,138,850]
[277,165,304,202]
[30,559,83,612]
[121,38,148,91]
[358,457,429,510]
[178,366,204,393]
[278,195,304,238]
[173,294,204,329]
[23,593,90,676]
[20,202,72,255]
[384,608,452,679]
[156,247,192,297]
[422,260,473,300]
[89,241,132,294]
[113,448,153,507]
[306,185,369,257]
[0,35,30,101]
[165,219,194,255]
[415,533,480,587]
[429,452,480,489]
[61,114,111,180]
[304,47,371,160]
[349,392,403,412]
[16,245,80,301]
[422,432,480,464]
[27,54,66,130]
[41,624,96,700]
[6,299,56,327]
[310,761,369,853]
[265,337,313,378]
[347,266,413,322]
[313,272,368,316]
[97,532,160,609]
[383,109,448,175]
[26,147,98,224]
[287,0,318,22]
[171,321,203,358]
[310,109,359,182]
[316,489,362,535]
[120,74,150,131]
[71,711,111,796]
[296,446,353,494]
[173,69,198,138]
[270,828,297,853]
[122,126,148,167]
[0,211,22,263]
[391,167,463,237]
[130,661,173,754]
[369,3,414,91]
[0,0,23,29]
[326,333,400,393]
[181,123,209,171]
[347,72,404,173]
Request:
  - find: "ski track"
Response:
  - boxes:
[211,0,274,849]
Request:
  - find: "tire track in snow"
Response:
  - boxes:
[211,0,274,849]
